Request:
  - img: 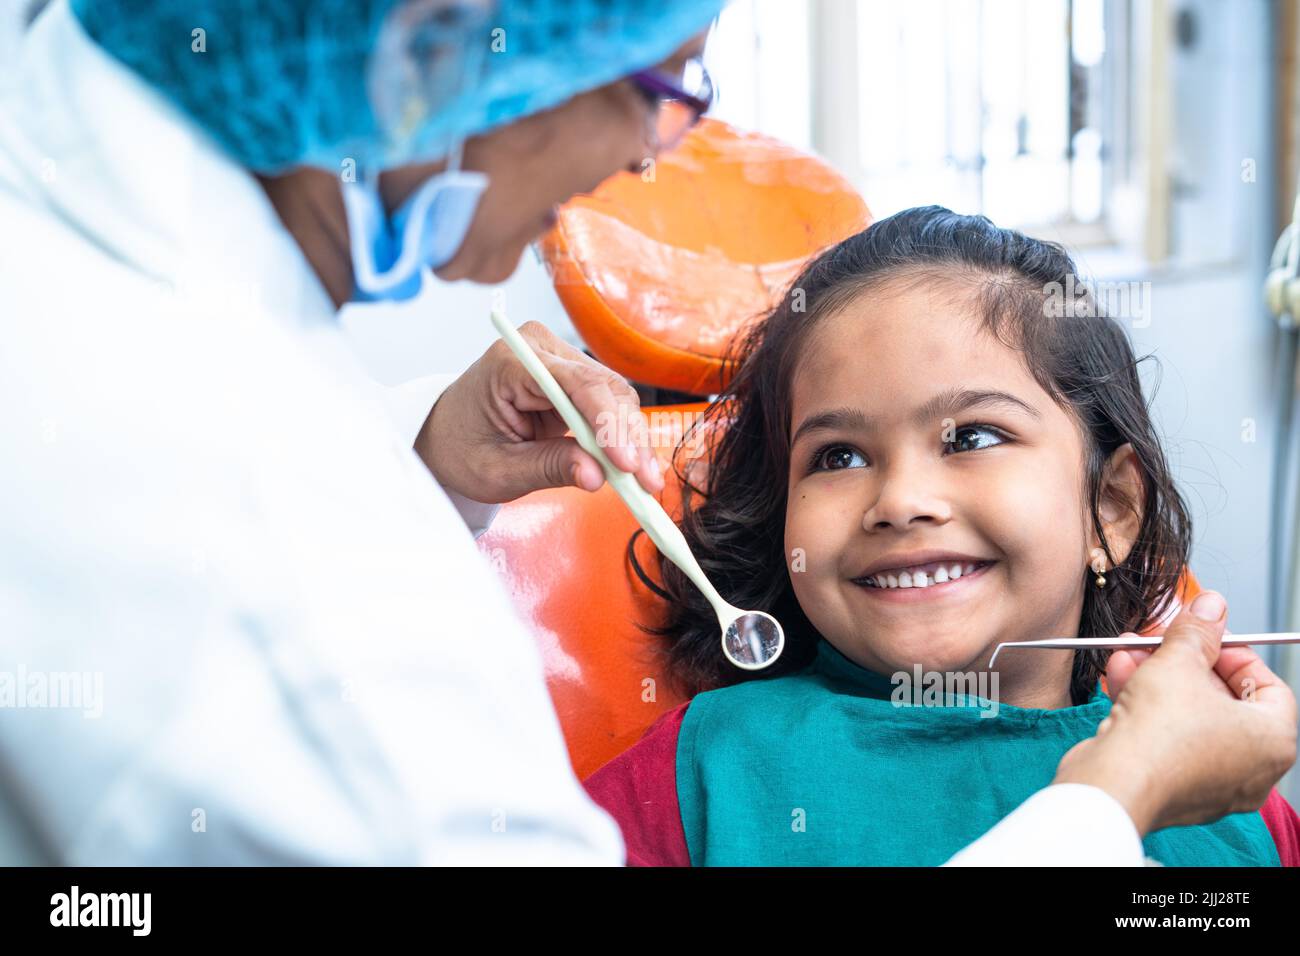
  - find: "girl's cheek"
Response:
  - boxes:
[785,493,821,576]
[974,456,1087,581]
[785,489,855,579]
[783,499,809,577]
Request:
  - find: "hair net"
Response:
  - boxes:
[69,0,722,173]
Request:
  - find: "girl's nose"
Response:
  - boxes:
[861,464,954,532]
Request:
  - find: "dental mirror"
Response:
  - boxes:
[489,305,785,670]
[723,611,785,670]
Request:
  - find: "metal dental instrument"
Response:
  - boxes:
[989,632,1300,668]
[489,306,785,670]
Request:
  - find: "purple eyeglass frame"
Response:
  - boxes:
[628,64,713,115]
[627,59,714,146]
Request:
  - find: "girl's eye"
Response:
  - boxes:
[946,424,1007,454]
[810,444,867,471]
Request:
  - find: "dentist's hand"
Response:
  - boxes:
[414,321,666,504]
[1054,591,1297,837]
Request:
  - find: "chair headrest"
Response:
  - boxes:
[538,118,871,395]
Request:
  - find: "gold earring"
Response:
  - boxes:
[1090,548,1107,588]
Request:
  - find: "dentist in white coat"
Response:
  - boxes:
[0,0,1293,866]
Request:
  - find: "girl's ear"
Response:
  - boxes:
[1093,443,1144,565]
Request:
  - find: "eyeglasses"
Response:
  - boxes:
[627,57,714,153]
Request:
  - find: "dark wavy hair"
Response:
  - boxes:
[627,205,1192,707]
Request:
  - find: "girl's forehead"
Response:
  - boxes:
[792,286,1025,402]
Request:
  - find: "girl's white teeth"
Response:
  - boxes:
[868,561,983,589]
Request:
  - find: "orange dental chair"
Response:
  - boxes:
[476,118,1203,781]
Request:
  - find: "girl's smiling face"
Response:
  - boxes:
[784,278,1138,704]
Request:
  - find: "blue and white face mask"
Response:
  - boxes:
[341,152,489,302]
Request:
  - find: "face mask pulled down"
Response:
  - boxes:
[341,158,489,303]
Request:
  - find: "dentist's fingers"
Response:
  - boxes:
[420,320,667,503]
[1213,644,1299,719]
[490,433,611,494]
[1102,637,1146,700]
[1157,590,1228,666]
[540,437,658,501]
[500,322,663,494]
[1105,591,1229,701]
[1103,593,1293,708]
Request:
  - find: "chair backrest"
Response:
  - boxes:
[477,405,706,780]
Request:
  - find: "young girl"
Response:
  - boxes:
[582,206,1300,866]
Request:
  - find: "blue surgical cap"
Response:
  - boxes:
[69,0,723,173]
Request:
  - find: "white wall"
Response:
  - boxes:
[1106,0,1277,641]
[338,247,579,386]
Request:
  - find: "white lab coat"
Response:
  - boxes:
[0,1,1145,866]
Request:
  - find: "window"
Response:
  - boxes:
[705,0,1147,252]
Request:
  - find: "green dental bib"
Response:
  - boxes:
[676,639,1279,866]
